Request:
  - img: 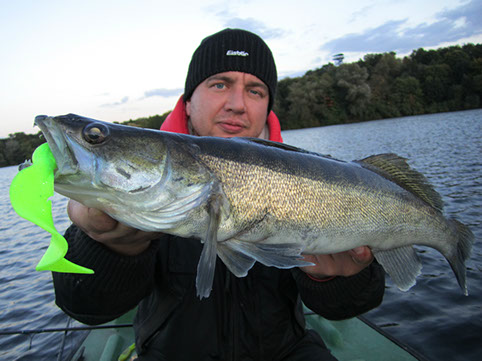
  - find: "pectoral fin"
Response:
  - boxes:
[217,243,256,277]
[196,195,223,299]
[373,246,422,291]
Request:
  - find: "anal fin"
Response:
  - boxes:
[373,246,422,291]
[220,240,314,276]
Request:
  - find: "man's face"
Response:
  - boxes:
[186,71,270,138]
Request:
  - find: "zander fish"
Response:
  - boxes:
[34,114,474,298]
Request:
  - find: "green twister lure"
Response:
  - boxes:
[9,143,93,274]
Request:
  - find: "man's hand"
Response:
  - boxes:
[67,199,163,256]
[300,246,374,280]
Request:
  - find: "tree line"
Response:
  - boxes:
[1,43,480,167]
[273,43,482,128]
[0,113,170,168]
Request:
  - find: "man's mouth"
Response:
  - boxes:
[217,121,246,134]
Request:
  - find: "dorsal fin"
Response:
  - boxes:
[356,153,444,211]
[236,137,334,159]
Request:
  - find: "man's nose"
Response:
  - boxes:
[224,87,246,113]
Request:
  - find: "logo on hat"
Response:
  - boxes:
[226,50,249,57]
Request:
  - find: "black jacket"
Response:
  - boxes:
[53,225,385,360]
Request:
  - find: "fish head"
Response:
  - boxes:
[34,114,170,210]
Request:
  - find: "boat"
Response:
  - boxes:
[62,310,134,361]
[64,308,429,361]
[304,311,429,361]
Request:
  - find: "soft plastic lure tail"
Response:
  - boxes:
[9,143,93,274]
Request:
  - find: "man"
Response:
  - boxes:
[54,29,384,360]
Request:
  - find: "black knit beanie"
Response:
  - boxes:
[184,28,278,112]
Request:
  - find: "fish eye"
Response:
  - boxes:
[82,123,110,144]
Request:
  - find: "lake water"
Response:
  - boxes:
[0,109,480,360]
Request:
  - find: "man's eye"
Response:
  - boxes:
[214,83,225,89]
[249,89,265,97]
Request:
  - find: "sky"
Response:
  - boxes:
[1,0,481,138]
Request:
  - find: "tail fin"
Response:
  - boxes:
[445,219,474,296]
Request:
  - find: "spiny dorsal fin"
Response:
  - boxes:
[237,137,334,159]
[357,153,444,211]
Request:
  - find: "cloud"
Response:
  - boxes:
[211,6,286,40]
[220,16,286,39]
[321,0,482,55]
[142,88,183,99]
[349,4,377,23]
[101,96,129,107]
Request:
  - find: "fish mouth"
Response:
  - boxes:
[34,115,78,176]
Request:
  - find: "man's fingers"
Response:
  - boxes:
[67,199,118,234]
[348,246,373,265]
[86,207,118,233]
[300,246,374,278]
[65,199,161,256]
